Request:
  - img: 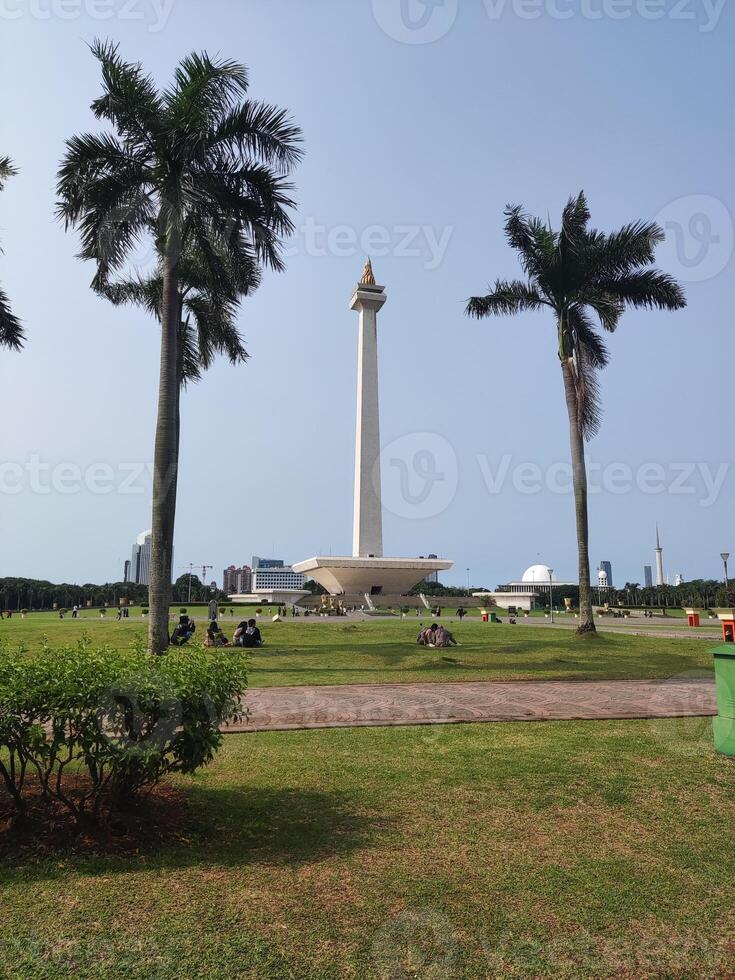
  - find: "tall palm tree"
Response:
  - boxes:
[0,156,24,351]
[467,193,685,634]
[97,236,254,561]
[57,40,302,652]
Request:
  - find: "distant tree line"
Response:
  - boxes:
[615,579,733,610]
[0,578,149,611]
[0,575,233,611]
[410,578,732,611]
[409,581,480,598]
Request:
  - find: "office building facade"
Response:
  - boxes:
[129,530,152,586]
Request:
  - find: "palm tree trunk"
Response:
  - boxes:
[560,357,596,635]
[148,238,180,654]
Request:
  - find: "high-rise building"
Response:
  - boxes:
[123,559,131,583]
[222,565,252,595]
[129,530,152,585]
[655,525,664,587]
[600,560,613,589]
[252,563,306,592]
[644,565,653,588]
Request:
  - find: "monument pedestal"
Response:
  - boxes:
[292,555,453,598]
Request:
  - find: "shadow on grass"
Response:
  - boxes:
[248,647,712,682]
[0,785,388,881]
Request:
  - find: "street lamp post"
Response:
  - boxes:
[548,568,554,624]
[722,552,730,596]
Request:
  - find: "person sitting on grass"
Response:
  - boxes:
[433,624,458,648]
[204,620,228,647]
[417,623,438,646]
[240,618,263,648]
[171,614,196,646]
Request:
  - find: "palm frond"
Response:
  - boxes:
[0,285,24,351]
[567,306,605,440]
[568,305,609,369]
[574,341,603,440]
[184,292,248,370]
[56,131,152,228]
[466,280,546,318]
[178,317,203,387]
[591,220,664,277]
[94,270,162,315]
[209,101,303,173]
[596,269,686,310]
[0,157,22,349]
[164,52,249,135]
[0,156,18,190]
[89,38,162,149]
[503,205,554,283]
[559,191,590,254]
[577,288,623,333]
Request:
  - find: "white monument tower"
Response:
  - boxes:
[655,524,665,587]
[294,261,453,598]
[351,259,385,558]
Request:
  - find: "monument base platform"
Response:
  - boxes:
[292,556,454,597]
[230,590,311,606]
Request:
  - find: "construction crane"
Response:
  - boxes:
[178,563,213,603]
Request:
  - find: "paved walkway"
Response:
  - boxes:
[226,677,717,733]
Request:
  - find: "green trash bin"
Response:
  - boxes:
[489,612,498,623]
[713,644,735,756]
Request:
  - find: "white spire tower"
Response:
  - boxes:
[350,258,385,558]
[655,524,665,587]
[293,261,452,597]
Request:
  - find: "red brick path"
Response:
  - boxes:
[225,676,716,733]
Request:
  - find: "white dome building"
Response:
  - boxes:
[521,564,557,586]
[473,563,575,611]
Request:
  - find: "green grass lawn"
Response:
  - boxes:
[0,614,717,687]
[1,718,733,978]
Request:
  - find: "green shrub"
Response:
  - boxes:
[179,607,187,614]
[141,607,149,616]
[0,640,248,826]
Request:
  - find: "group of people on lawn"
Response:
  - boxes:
[417,622,458,648]
[170,614,263,648]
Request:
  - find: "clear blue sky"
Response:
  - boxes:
[0,0,732,589]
